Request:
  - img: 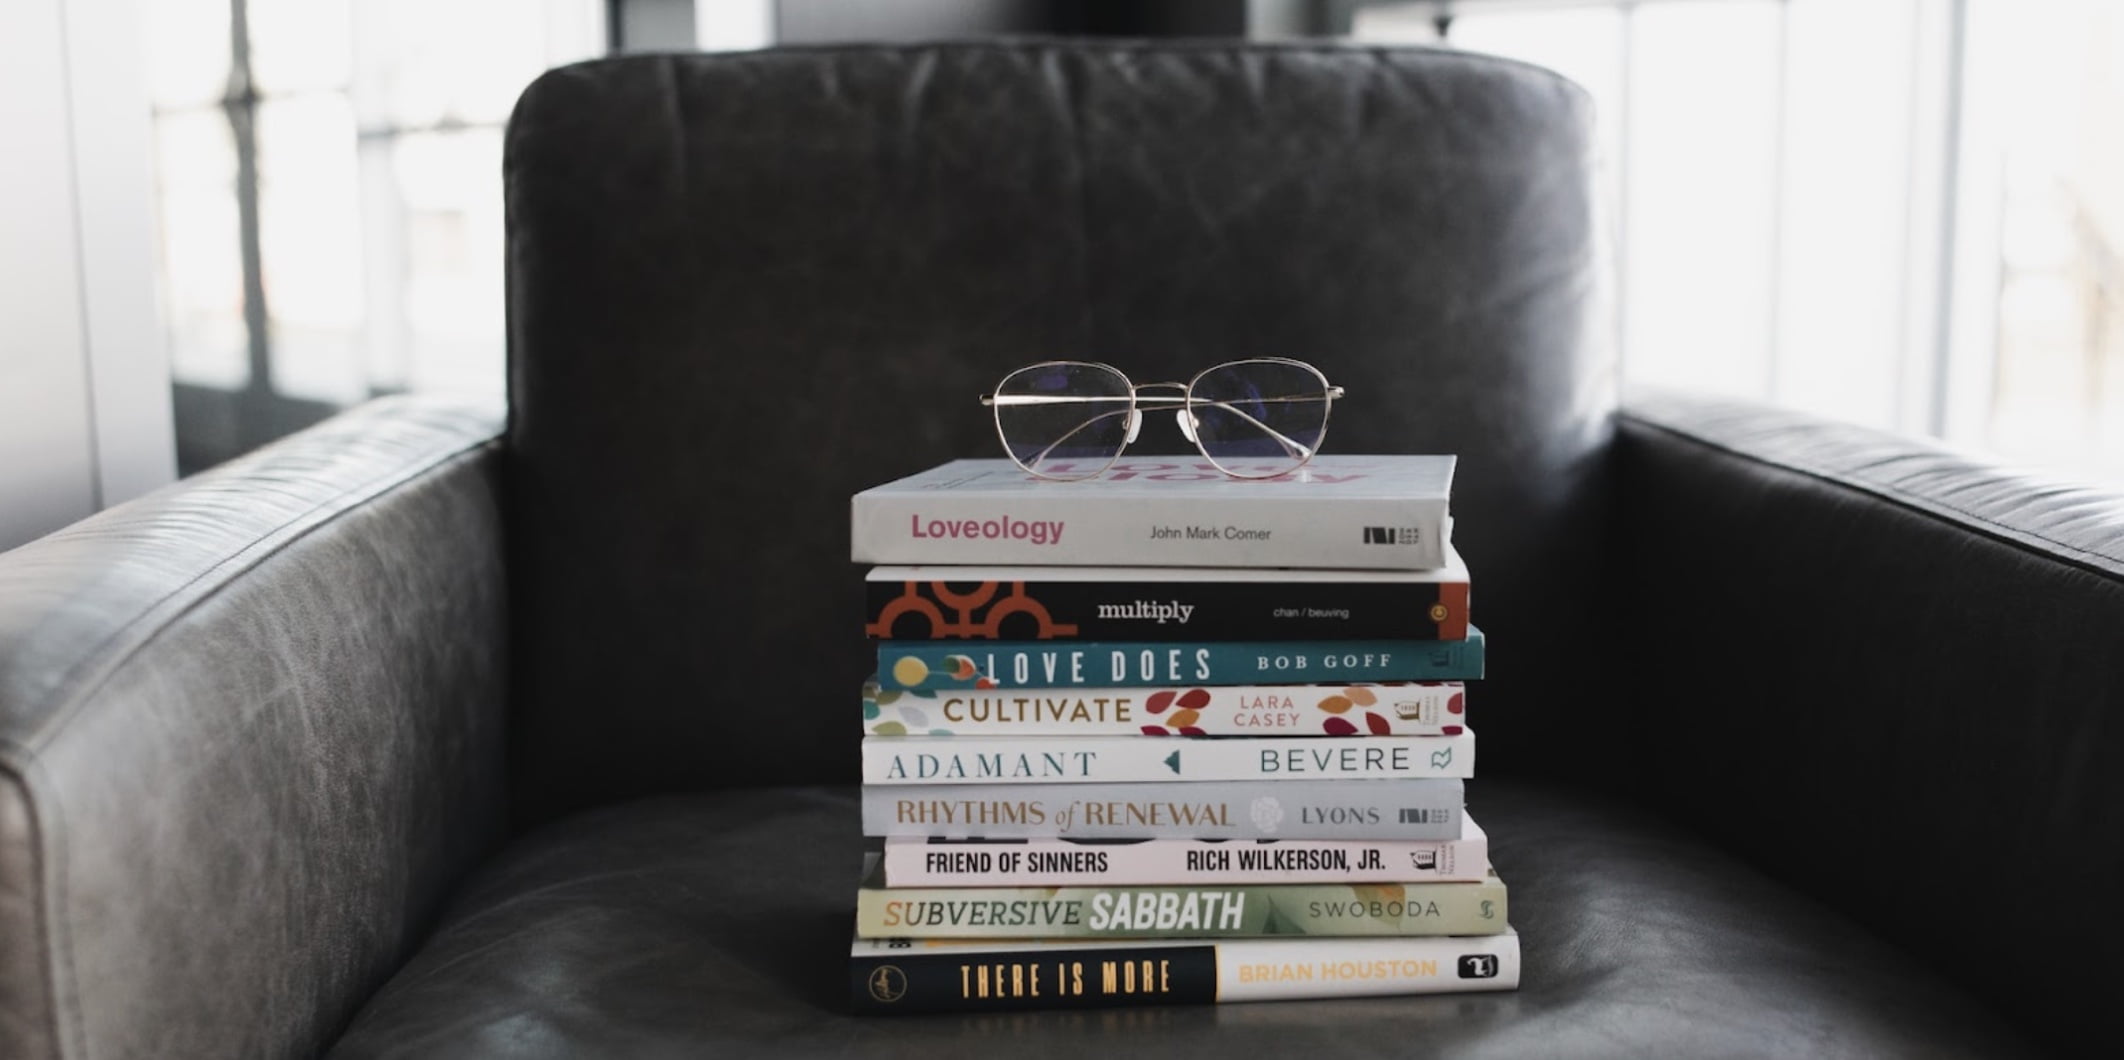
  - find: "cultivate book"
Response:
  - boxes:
[850,456,1454,570]
[853,853,1509,939]
[863,678,1467,737]
[862,549,1470,642]
[881,815,1491,886]
[861,732,1475,784]
[862,778,1465,840]
[849,931,1521,1014]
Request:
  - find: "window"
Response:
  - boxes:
[145,0,603,472]
[1355,0,2124,481]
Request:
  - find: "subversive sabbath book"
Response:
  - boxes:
[850,456,1454,570]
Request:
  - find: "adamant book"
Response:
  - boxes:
[861,732,1475,785]
[850,456,1454,570]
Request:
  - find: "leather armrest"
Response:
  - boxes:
[0,395,508,1060]
[1616,386,2124,1049]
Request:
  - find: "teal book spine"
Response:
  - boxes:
[878,629,1485,691]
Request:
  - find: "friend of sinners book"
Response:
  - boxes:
[850,456,1454,570]
[881,815,1491,886]
[849,931,1520,1014]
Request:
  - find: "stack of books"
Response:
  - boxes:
[844,457,1517,1014]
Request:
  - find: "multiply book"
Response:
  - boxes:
[853,855,1508,939]
[861,732,1475,785]
[877,630,1485,691]
[863,679,1467,737]
[849,456,1454,570]
[881,817,1490,886]
[862,552,1469,642]
[862,778,1465,840]
[849,931,1521,1014]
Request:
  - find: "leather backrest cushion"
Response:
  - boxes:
[503,41,1613,819]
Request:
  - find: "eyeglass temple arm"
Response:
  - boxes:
[1190,394,1338,460]
[1018,406,1139,469]
[1010,391,1341,467]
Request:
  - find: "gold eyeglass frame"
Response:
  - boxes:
[978,357,1346,481]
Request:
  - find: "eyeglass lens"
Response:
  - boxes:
[1187,360,1333,477]
[993,362,1135,480]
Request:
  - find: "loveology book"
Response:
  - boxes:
[862,779,1465,840]
[850,456,1454,570]
[862,550,1470,642]
[853,855,1509,939]
[848,931,1520,1014]
[861,733,1475,784]
[882,816,1491,886]
[863,679,1467,737]
[877,630,1485,692]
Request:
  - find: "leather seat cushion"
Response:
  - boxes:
[326,781,2038,1058]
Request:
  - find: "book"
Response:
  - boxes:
[864,678,1468,737]
[880,816,1490,886]
[862,551,1469,642]
[862,778,1465,840]
[877,629,1485,691]
[849,931,1520,1014]
[861,732,1475,785]
[853,854,1509,939]
[850,456,1454,570]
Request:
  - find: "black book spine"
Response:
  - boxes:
[865,580,1464,642]
[850,943,1220,1015]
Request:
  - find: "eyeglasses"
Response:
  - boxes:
[979,358,1345,481]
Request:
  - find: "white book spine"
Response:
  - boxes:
[850,492,1448,570]
[863,733,1474,785]
[882,819,1491,886]
[1213,933,1520,1001]
[862,779,1465,840]
[865,681,1468,737]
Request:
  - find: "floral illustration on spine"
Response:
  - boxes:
[1314,686,1396,736]
[864,676,953,736]
[1138,688,1211,735]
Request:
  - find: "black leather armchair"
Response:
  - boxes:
[3,41,2114,1058]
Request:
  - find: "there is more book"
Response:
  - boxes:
[850,456,1455,570]
[849,931,1520,1014]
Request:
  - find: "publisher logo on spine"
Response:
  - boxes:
[866,965,909,1003]
[1457,955,1500,979]
[1362,526,1421,545]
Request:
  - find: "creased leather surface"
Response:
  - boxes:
[0,396,509,1060]
[1618,387,2124,1059]
[326,781,2037,1059]
[503,41,1614,821]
